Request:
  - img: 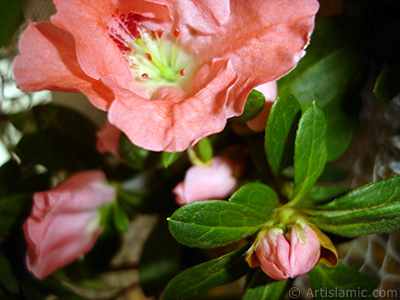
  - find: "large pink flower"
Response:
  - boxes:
[23,170,116,279]
[14,0,319,152]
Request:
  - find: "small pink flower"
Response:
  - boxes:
[23,170,116,279]
[97,121,121,157]
[14,0,319,152]
[246,81,278,132]
[255,225,320,280]
[173,156,237,205]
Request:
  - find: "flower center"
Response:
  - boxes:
[107,13,193,98]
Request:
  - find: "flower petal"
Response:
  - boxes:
[51,0,172,80]
[13,21,114,110]
[107,59,237,151]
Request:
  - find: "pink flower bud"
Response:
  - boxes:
[255,225,320,280]
[173,156,237,205]
[23,171,116,279]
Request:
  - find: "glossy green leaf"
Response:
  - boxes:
[0,252,19,293]
[118,133,149,169]
[301,176,400,237]
[139,217,182,296]
[236,89,266,122]
[308,263,377,300]
[278,16,365,161]
[323,101,358,161]
[230,183,279,217]
[168,200,267,248]
[303,186,349,205]
[162,246,249,300]
[265,94,301,175]
[196,137,213,163]
[162,151,182,168]
[0,0,26,46]
[373,65,400,103]
[243,270,290,300]
[293,103,327,202]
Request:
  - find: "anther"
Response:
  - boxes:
[141,73,149,79]
[146,53,152,61]
[157,29,163,38]
[174,29,180,37]
[180,69,186,76]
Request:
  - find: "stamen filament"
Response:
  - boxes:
[135,39,166,73]
[171,31,180,68]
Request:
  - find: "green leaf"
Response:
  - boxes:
[243,270,290,300]
[112,202,130,233]
[293,103,327,202]
[278,16,365,161]
[323,100,358,161]
[14,105,101,172]
[265,94,301,175]
[139,217,182,296]
[0,194,32,238]
[0,0,26,47]
[196,137,213,163]
[230,183,279,217]
[168,200,267,248]
[236,89,266,122]
[162,246,250,300]
[162,151,182,168]
[118,133,149,169]
[301,176,400,237]
[0,252,19,293]
[303,186,349,205]
[308,263,377,300]
[373,65,400,103]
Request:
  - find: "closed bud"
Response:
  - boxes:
[247,224,321,280]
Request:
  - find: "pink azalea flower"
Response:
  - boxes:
[254,225,321,280]
[23,170,116,279]
[173,156,237,205]
[97,121,121,157]
[14,0,319,152]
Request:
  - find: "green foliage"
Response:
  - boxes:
[308,263,377,300]
[243,270,290,300]
[293,102,327,202]
[278,16,364,160]
[196,137,213,163]
[236,89,266,122]
[301,176,400,237]
[373,65,400,102]
[229,183,279,216]
[265,94,301,175]
[168,200,266,248]
[168,183,279,248]
[162,151,182,167]
[162,246,250,300]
